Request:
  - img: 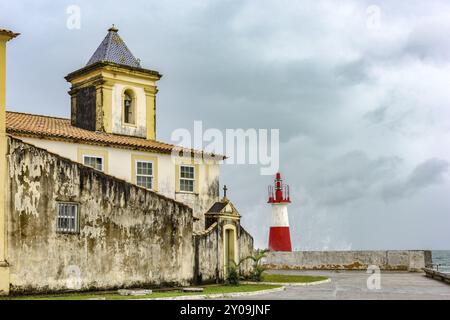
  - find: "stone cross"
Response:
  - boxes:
[223,185,228,198]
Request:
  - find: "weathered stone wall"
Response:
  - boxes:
[264,250,432,272]
[193,223,220,284]
[75,86,96,131]
[193,220,254,284]
[17,137,222,234]
[7,137,194,294]
[238,226,254,276]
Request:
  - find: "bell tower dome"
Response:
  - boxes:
[65,25,161,140]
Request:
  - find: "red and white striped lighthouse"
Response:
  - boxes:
[267,172,292,252]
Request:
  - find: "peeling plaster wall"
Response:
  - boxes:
[193,221,254,284]
[238,225,254,276]
[7,138,194,294]
[17,137,220,232]
[193,223,220,284]
[263,250,433,272]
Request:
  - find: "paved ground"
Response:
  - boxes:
[230,270,450,300]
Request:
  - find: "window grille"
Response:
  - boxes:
[56,203,79,233]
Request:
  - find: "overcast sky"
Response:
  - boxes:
[2,0,450,250]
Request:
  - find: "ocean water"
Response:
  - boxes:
[432,250,450,273]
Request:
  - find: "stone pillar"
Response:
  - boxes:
[0,28,19,296]
[144,86,157,140]
[100,81,113,133]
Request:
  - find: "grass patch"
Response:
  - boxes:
[261,274,328,283]
[1,284,281,300]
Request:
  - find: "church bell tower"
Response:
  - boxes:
[65,26,161,140]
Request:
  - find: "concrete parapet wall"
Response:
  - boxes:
[263,250,432,272]
[423,268,450,284]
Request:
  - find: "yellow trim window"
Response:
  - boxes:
[78,148,109,173]
[83,155,104,171]
[136,160,153,190]
[131,154,158,191]
[180,165,195,192]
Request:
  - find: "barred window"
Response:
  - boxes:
[56,203,79,234]
[83,155,103,171]
[136,160,153,189]
[180,165,195,192]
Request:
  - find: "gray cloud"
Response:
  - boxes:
[364,105,388,124]
[312,151,402,206]
[382,158,449,200]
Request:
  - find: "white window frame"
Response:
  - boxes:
[83,155,104,172]
[56,202,79,234]
[179,165,195,193]
[135,160,153,190]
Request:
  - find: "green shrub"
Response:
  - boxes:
[245,249,269,282]
[225,249,269,284]
[226,261,240,285]
[251,264,266,282]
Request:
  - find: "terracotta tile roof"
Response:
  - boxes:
[6,111,220,158]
